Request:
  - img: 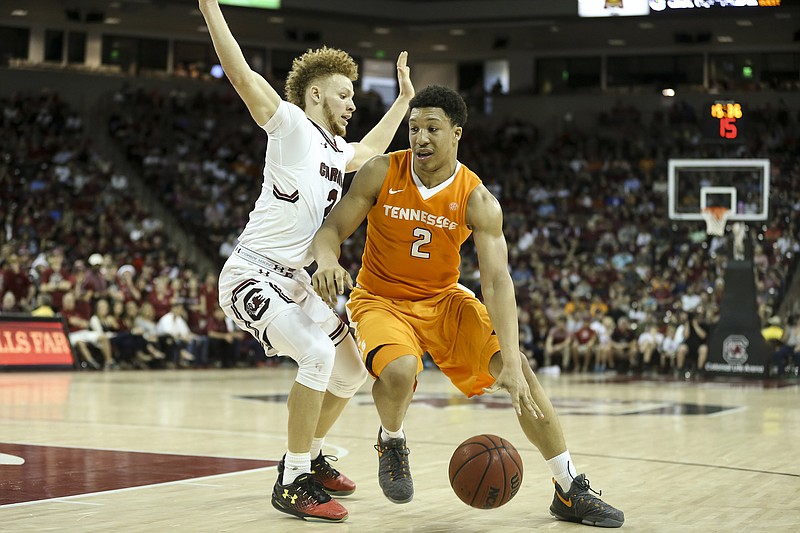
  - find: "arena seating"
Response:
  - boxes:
[1,84,797,372]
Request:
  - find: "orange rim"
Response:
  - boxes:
[702,206,729,221]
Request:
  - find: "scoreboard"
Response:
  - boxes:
[705,100,747,141]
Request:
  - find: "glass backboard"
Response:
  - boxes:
[667,159,770,221]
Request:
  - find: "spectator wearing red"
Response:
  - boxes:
[573,315,598,373]
[147,276,173,319]
[39,250,72,310]
[544,316,572,370]
[116,264,142,303]
[201,272,218,316]
[78,253,109,304]
[1,254,33,311]
[183,273,206,334]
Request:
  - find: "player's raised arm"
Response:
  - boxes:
[198,0,280,125]
[311,155,388,305]
[346,52,415,172]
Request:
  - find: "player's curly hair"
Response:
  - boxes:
[284,47,359,109]
[409,85,468,128]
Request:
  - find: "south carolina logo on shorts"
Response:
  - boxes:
[244,289,271,321]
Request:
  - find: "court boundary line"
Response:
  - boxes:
[0,465,277,509]
[0,422,348,457]
[575,452,800,479]
[0,438,280,461]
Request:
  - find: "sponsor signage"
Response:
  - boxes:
[649,0,780,10]
[0,317,75,368]
[579,0,780,17]
[706,333,766,375]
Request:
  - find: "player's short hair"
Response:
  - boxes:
[284,46,358,109]
[409,85,468,128]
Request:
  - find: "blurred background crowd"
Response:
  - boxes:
[1,84,798,375]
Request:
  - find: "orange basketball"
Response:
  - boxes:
[448,434,523,509]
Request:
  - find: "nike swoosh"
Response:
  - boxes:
[388,188,404,194]
[556,492,572,508]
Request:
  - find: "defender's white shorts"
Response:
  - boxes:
[218,253,348,355]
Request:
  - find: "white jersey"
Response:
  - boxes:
[237,101,354,269]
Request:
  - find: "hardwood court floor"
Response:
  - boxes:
[1,368,798,532]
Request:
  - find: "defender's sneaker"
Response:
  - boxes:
[271,472,348,522]
[374,429,413,504]
[550,474,624,528]
[311,452,356,496]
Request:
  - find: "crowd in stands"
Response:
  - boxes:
[106,84,391,263]
[0,91,266,369]
[2,84,799,376]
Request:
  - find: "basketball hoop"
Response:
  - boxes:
[702,206,730,236]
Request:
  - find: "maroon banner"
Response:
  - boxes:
[0,316,75,368]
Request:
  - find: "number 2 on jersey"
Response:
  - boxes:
[323,189,338,219]
[411,227,432,259]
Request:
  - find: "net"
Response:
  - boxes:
[702,206,730,236]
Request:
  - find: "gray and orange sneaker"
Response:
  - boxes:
[374,428,413,504]
[311,452,356,496]
[550,473,624,528]
[271,472,348,522]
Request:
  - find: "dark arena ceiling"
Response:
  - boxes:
[1,0,797,61]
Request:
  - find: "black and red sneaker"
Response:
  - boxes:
[271,472,348,522]
[311,452,356,496]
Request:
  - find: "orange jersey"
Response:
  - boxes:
[356,149,481,300]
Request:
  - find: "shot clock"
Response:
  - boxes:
[708,100,745,140]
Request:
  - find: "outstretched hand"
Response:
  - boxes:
[483,363,543,419]
[312,262,353,307]
[396,51,415,100]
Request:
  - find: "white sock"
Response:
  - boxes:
[546,451,578,493]
[310,437,324,459]
[282,451,311,485]
[381,425,404,442]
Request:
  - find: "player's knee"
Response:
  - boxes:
[325,334,368,398]
[327,360,367,398]
[379,355,418,390]
[294,337,337,392]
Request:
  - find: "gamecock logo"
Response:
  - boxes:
[722,335,749,366]
[244,289,270,321]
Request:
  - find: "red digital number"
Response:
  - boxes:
[720,117,737,139]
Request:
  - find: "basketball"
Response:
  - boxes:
[448,434,523,509]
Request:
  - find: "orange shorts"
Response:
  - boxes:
[346,285,500,397]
